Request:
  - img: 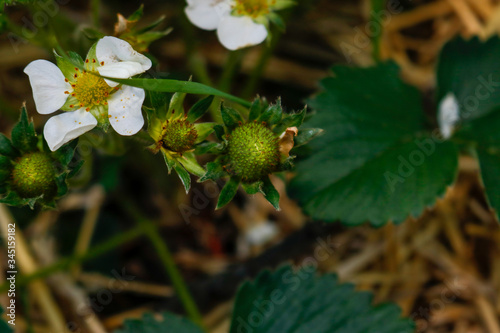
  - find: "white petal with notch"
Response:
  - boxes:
[24,60,72,115]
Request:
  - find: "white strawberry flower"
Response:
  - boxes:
[185,0,293,50]
[24,36,152,151]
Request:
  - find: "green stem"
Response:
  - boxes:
[122,201,205,329]
[0,224,146,293]
[90,0,100,28]
[218,50,245,92]
[242,35,281,99]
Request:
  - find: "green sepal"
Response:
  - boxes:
[84,43,98,71]
[249,97,267,121]
[0,191,30,207]
[52,139,78,166]
[213,124,226,140]
[216,176,240,209]
[221,104,243,131]
[148,91,168,120]
[68,160,84,178]
[273,107,306,134]
[0,133,18,158]
[177,152,205,177]
[128,4,144,21]
[174,161,191,193]
[194,122,215,143]
[11,106,37,153]
[268,12,286,32]
[41,199,57,210]
[145,106,163,140]
[82,28,105,41]
[258,98,282,126]
[92,105,111,131]
[294,128,323,147]
[200,159,226,182]
[60,96,79,112]
[195,142,223,155]
[0,156,12,183]
[273,0,296,10]
[55,173,68,197]
[161,149,175,173]
[137,16,167,34]
[187,95,214,122]
[0,169,10,184]
[242,181,262,195]
[55,50,84,81]
[260,176,280,210]
[168,89,188,119]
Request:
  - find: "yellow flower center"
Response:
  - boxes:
[72,71,110,108]
[233,0,270,18]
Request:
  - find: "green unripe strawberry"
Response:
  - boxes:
[162,118,198,153]
[227,122,280,182]
[11,152,57,199]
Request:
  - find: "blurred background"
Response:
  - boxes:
[1,0,500,332]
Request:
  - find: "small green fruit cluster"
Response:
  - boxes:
[227,122,279,182]
[11,152,57,199]
[162,118,198,153]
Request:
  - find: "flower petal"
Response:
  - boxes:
[43,109,97,151]
[96,36,152,86]
[24,60,72,115]
[438,92,460,139]
[107,85,145,136]
[217,16,268,50]
[98,62,145,87]
[185,0,230,30]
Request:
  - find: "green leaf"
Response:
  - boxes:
[0,134,18,158]
[11,106,37,153]
[290,62,459,226]
[174,161,191,193]
[260,176,280,210]
[216,176,240,209]
[187,95,214,122]
[221,104,243,131]
[114,311,203,333]
[230,265,415,333]
[437,36,500,121]
[0,307,13,333]
[100,77,252,108]
[456,109,500,220]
